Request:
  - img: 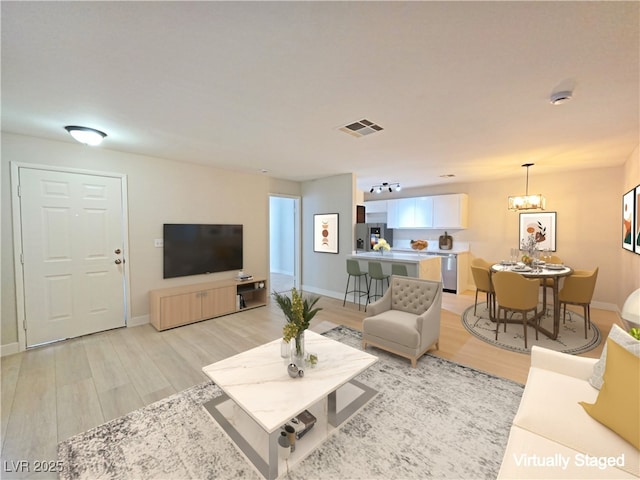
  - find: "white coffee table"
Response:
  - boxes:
[202,330,378,479]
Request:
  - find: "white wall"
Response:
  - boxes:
[301,174,356,299]
[1,133,272,347]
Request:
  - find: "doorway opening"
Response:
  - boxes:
[269,195,300,294]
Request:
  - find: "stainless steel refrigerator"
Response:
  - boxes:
[355,223,393,252]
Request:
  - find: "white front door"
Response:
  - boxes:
[18,167,126,347]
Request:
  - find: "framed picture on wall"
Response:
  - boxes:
[634,185,640,255]
[623,188,635,252]
[519,212,557,251]
[313,213,339,254]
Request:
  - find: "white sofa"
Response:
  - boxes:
[498,345,639,479]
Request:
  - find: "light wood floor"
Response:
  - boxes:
[0,290,619,479]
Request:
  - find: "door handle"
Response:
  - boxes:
[114,248,122,254]
[115,259,122,265]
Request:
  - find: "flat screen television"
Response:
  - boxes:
[163,224,243,279]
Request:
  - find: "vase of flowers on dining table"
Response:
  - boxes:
[520,233,538,265]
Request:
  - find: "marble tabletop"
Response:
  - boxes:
[491,262,573,278]
[202,330,378,433]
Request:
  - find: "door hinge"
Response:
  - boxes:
[23,319,27,331]
[20,253,24,264]
[17,185,21,197]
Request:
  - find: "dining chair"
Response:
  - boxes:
[540,255,563,309]
[492,271,540,349]
[470,264,495,319]
[471,257,493,270]
[558,267,599,338]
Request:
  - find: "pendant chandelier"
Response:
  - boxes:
[508,163,546,211]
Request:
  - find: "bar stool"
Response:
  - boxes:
[391,263,408,276]
[343,259,370,311]
[367,261,390,304]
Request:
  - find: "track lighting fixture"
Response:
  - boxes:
[370,182,401,194]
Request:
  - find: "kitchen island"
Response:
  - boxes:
[348,252,442,281]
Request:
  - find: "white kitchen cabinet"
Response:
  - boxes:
[388,196,433,228]
[364,200,387,213]
[432,194,468,228]
[414,196,434,227]
[364,200,388,223]
[388,194,468,229]
[387,198,414,228]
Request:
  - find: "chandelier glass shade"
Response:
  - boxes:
[508,163,546,211]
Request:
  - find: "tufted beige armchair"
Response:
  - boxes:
[362,276,442,367]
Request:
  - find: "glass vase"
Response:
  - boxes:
[291,331,305,364]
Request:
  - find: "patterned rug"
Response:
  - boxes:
[58,326,524,480]
[462,301,601,355]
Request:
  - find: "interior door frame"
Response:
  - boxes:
[10,162,132,352]
[269,194,301,291]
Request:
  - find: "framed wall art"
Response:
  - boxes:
[633,185,640,255]
[519,212,557,251]
[313,213,339,254]
[623,187,635,252]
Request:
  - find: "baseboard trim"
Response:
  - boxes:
[1,342,20,357]
[128,314,149,327]
[300,285,343,302]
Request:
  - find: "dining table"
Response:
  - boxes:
[490,262,573,340]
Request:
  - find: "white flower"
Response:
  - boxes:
[373,238,391,251]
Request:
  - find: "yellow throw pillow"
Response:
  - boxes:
[580,338,640,450]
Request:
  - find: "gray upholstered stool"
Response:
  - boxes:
[391,263,408,276]
[343,259,369,310]
[367,261,390,303]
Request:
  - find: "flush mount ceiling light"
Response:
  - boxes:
[64,126,107,146]
[370,182,400,194]
[550,90,573,105]
[508,163,546,211]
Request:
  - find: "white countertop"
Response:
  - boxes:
[350,251,438,262]
[351,248,468,261]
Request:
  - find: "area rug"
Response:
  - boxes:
[462,302,601,355]
[58,326,524,480]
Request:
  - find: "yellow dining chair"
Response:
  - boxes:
[492,271,540,349]
[470,264,495,319]
[471,257,493,270]
[540,255,563,308]
[558,267,599,338]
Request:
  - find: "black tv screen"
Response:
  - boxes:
[163,224,243,279]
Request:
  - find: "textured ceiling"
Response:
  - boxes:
[2,1,638,191]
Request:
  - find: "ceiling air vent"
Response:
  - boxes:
[339,119,384,138]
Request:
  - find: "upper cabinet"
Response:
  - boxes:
[388,197,433,228]
[433,194,468,229]
[387,194,468,229]
[364,200,388,223]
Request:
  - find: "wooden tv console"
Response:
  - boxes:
[149,278,268,331]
